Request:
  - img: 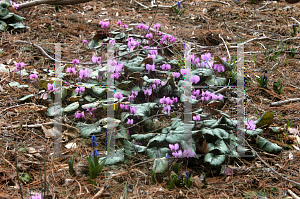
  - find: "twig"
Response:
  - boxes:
[238,135,300,186]
[92,187,105,199]
[257,0,271,10]
[134,0,149,9]
[219,34,231,62]
[17,0,91,10]
[75,179,83,196]
[291,17,300,26]
[270,98,300,107]
[288,189,300,199]
[0,103,46,114]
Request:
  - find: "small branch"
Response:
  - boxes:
[219,34,231,63]
[17,0,92,10]
[239,135,300,186]
[270,98,300,107]
[288,189,300,199]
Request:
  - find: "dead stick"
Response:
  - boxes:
[270,98,300,107]
[17,0,92,10]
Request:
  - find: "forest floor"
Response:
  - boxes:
[0,0,300,198]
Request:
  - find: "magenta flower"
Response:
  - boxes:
[99,21,110,28]
[132,91,138,96]
[245,120,256,130]
[180,68,190,76]
[79,69,91,79]
[75,86,85,93]
[120,104,125,109]
[29,193,42,199]
[160,96,167,104]
[172,150,182,158]
[169,143,179,151]
[72,59,79,65]
[128,94,134,101]
[127,119,134,124]
[109,40,116,44]
[201,90,212,101]
[163,105,171,115]
[143,88,152,96]
[146,33,153,39]
[122,24,128,29]
[173,72,180,78]
[183,148,195,158]
[114,92,123,100]
[117,21,122,26]
[168,35,175,43]
[153,23,161,30]
[130,106,137,115]
[47,83,55,91]
[152,84,157,90]
[160,35,168,44]
[66,67,76,74]
[92,56,101,65]
[172,97,178,103]
[161,64,171,70]
[75,111,85,119]
[16,62,25,68]
[192,89,200,96]
[189,75,200,84]
[161,81,165,86]
[146,64,155,73]
[86,107,95,117]
[29,73,38,79]
[147,54,156,61]
[201,53,211,62]
[82,39,88,44]
[193,115,201,121]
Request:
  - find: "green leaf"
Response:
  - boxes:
[88,38,103,49]
[114,32,126,40]
[256,136,282,154]
[278,85,283,95]
[19,94,34,101]
[207,139,229,154]
[63,102,79,112]
[46,105,63,117]
[10,14,25,22]
[212,128,229,140]
[254,111,274,128]
[92,87,106,97]
[0,12,13,19]
[146,147,170,159]
[205,75,227,86]
[0,7,9,17]
[153,157,169,174]
[131,133,156,141]
[147,133,167,148]
[76,120,102,138]
[20,173,31,183]
[8,22,25,29]
[0,0,11,8]
[202,119,218,127]
[204,153,226,166]
[99,149,124,165]
[245,128,263,137]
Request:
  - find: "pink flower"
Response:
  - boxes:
[189,75,200,84]
[114,92,123,100]
[172,150,182,158]
[75,86,85,93]
[86,107,95,117]
[153,23,161,30]
[168,36,175,43]
[163,105,171,115]
[29,193,42,199]
[82,39,88,44]
[122,24,128,29]
[143,88,152,96]
[169,143,179,151]
[161,64,171,70]
[193,115,201,121]
[47,83,55,91]
[109,40,116,44]
[180,68,190,76]
[130,106,137,115]
[66,67,76,74]
[29,73,38,79]
[117,21,122,26]
[201,53,211,62]
[173,72,180,78]
[128,94,134,101]
[72,59,79,65]
[245,120,256,130]
[16,62,25,68]
[127,119,134,124]
[75,111,85,119]
[183,148,195,158]
[92,56,101,64]
[79,69,91,79]
[146,64,155,73]
[146,33,153,39]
